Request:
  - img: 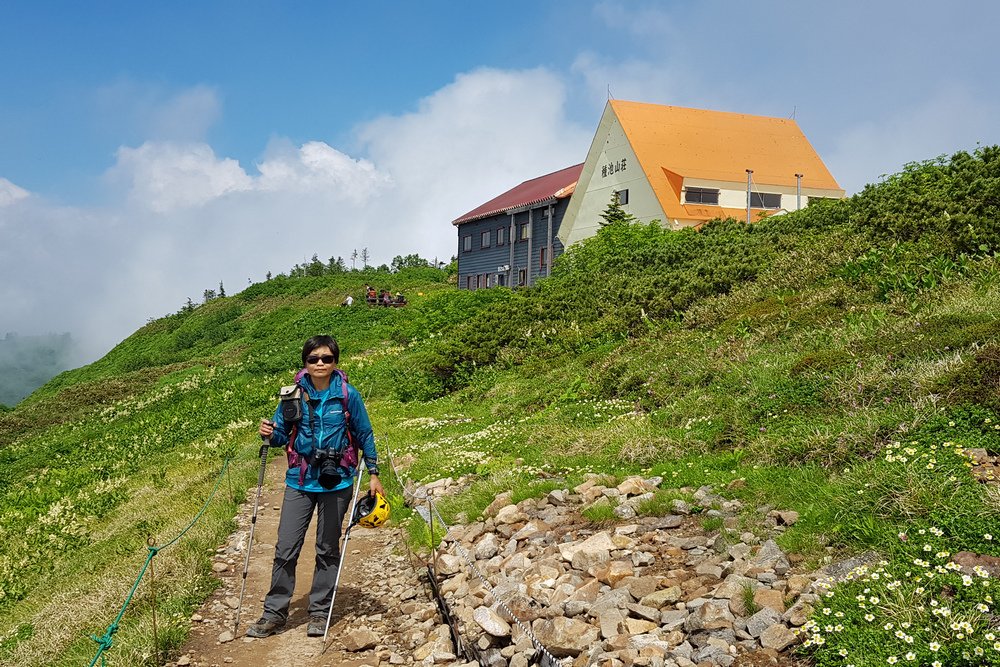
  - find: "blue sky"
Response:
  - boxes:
[2,1,999,362]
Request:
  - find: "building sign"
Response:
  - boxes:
[601,157,627,178]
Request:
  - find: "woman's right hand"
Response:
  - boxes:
[259,419,275,439]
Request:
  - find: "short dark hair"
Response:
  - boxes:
[301,335,340,366]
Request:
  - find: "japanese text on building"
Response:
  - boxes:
[601,157,627,178]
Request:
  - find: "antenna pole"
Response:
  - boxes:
[795,173,803,210]
[745,169,753,224]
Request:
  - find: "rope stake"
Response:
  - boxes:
[87,456,232,667]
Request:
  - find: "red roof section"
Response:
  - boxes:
[452,163,584,225]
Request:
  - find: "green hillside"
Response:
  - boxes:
[2,147,1000,666]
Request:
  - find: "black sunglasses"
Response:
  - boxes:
[306,354,336,365]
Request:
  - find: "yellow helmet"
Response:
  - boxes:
[352,491,391,528]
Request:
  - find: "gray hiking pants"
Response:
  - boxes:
[262,484,354,621]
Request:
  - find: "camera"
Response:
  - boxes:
[312,448,343,489]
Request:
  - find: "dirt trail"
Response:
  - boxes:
[177,456,433,667]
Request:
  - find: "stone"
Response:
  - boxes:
[694,563,722,579]
[605,560,635,585]
[496,504,528,525]
[511,520,550,541]
[652,515,684,529]
[727,544,752,561]
[751,541,790,573]
[626,603,660,623]
[684,601,734,632]
[618,476,655,496]
[599,609,626,639]
[660,609,687,631]
[484,492,513,518]
[474,606,512,637]
[475,533,501,560]
[775,511,799,526]
[177,657,191,666]
[436,553,463,576]
[753,588,785,614]
[218,630,234,643]
[786,574,812,595]
[782,599,813,627]
[343,626,379,652]
[672,500,692,515]
[952,551,1000,578]
[713,574,758,600]
[759,624,798,651]
[532,617,601,657]
[745,608,782,638]
[626,618,658,635]
[639,586,682,608]
[212,562,229,573]
[590,587,635,615]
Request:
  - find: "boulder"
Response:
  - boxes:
[531,617,600,657]
[343,626,379,652]
[759,623,798,651]
[474,606,512,637]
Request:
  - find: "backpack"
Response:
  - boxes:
[279,368,359,487]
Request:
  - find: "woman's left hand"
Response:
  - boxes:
[369,474,385,498]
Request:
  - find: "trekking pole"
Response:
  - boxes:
[321,468,365,646]
[234,438,270,635]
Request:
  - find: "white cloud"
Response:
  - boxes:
[108,142,252,212]
[0,177,29,207]
[358,67,591,257]
[1,67,593,362]
[256,141,391,202]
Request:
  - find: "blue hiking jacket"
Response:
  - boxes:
[267,373,378,493]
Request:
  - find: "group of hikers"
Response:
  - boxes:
[339,285,407,307]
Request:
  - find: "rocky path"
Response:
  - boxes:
[175,460,818,667]
[175,457,470,667]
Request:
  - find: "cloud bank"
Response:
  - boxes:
[0,69,590,363]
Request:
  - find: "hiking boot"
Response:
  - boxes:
[246,616,284,638]
[306,614,327,637]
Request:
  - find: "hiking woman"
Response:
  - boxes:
[247,335,384,638]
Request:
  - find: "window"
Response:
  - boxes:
[466,276,473,290]
[475,274,481,289]
[497,273,506,287]
[684,187,720,205]
[463,235,472,252]
[497,227,505,246]
[519,223,530,241]
[615,189,629,205]
[481,230,491,248]
[749,192,782,209]
[540,247,548,269]
[518,269,526,286]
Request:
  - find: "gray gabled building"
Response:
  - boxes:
[453,164,583,290]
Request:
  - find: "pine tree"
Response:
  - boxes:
[361,248,370,268]
[599,191,638,227]
[218,281,226,298]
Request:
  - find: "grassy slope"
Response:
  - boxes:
[2,149,1000,665]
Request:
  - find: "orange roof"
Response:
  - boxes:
[611,100,843,222]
